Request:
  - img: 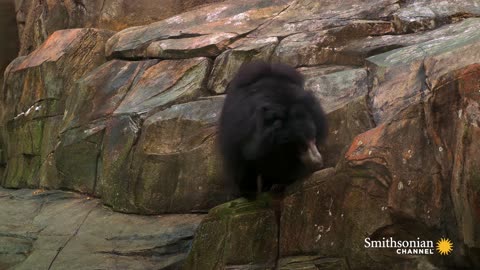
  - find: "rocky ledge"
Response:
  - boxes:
[0,187,203,270]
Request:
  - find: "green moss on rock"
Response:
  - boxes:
[184,197,278,269]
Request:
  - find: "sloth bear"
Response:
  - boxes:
[218,61,328,198]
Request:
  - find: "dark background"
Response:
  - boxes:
[0,0,19,86]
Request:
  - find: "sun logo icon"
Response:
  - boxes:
[436,238,453,255]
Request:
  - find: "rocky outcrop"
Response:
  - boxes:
[1,0,480,269]
[1,28,113,190]
[14,0,227,56]
[105,0,290,59]
[367,18,480,124]
[0,187,203,270]
[100,97,228,214]
[180,4,480,270]
[1,29,228,214]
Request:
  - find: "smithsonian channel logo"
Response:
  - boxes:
[364,237,453,255]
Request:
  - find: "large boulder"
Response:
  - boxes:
[342,64,480,268]
[428,64,480,263]
[1,26,230,214]
[258,66,480,267]
[40,59,158,192]
[49,56,224,214]
[1,28,112,188]
[99,97,230,214]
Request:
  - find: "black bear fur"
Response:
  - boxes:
[218,61,328,198]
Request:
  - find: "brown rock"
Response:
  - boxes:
[208,37,279,94]
[146,32,237,59]
[46,59,157,196]
[2,29,113,122]
[367,18,480,124]
[392,0,480,33]
[250,0,399,38]
[280,169,351,257]
[345,106,443,227]
[271,20,395,67]
[1,28,112,189]
[0,134,5,184]
[322,96,375,167]
[100,97,231,214]
[184,197,279,269]
[114,58,211,115]
[14,0,228,55]
[52,57,216,212]
[0,187,204,269]
[336,18,480,65]
[98,115,142,211]
[54,122,106,194]
[427,64,480,258]
[96,0,227,31]
[62,59,159,130]
[105,0,290,59]
[278,167,434,269]
[131,98,228,213]
[342,63,480,267]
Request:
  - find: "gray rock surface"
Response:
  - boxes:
[0,187,204,270]
[14,0,228,56]
[367,18,480,123]
[105,0,290,59]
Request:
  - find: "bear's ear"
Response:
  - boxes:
[231,61,272,88]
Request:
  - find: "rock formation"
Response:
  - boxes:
[1,0,479,269]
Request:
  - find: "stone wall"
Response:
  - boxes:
[1,0,480,269]
[14,0,226,55]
